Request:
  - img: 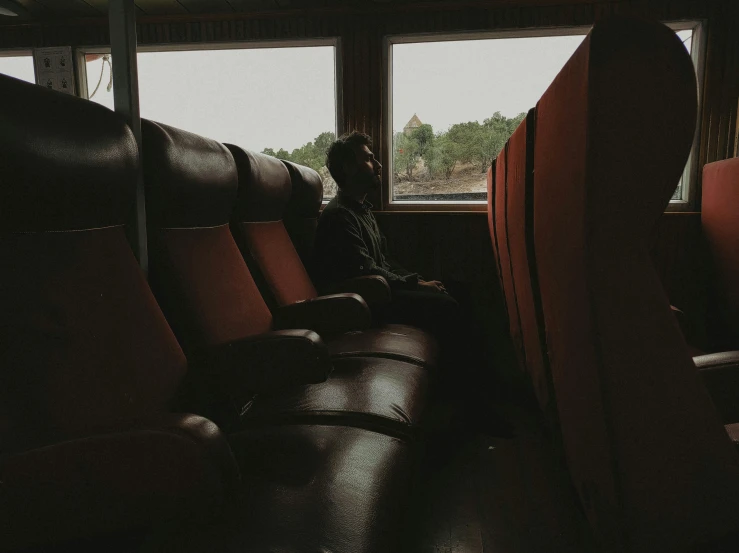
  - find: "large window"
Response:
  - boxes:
[81,41,339,198]
[387,23,702,207]
[0,52,34,83]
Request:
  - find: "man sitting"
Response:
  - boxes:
[313,132,513,438]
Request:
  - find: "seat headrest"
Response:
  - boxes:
[282,160,323,219]
[141,120,238,228]
[0,74,137,232]
[225,145,292,223]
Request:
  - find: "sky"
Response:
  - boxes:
[0,29,692,153]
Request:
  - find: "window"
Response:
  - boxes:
[670,22,703,207]
[0,52,34,83]
[387,23,703,207]
[80,41,340,198]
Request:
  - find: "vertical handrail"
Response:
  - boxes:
[109,0,148,274]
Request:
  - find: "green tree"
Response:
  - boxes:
[394,132,421,180]
[425,134,460,180]
[262,147,277,157]
[411,124,434,157]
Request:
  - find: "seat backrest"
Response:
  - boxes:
[500,109,555,422]
[0,75,187,453]
[702,158,739,349]
[533,17,739,550]
[487,158,507,319]
[492,141,526,373]
[141,120,274,352]
[226,145,319,307]
[281,160,324,282]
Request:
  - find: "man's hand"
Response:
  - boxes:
[418,280,447,294]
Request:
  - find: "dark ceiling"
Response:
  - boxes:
[5,0,469,20]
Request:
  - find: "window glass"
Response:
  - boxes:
[391,34,587,203]
[85,46,338,198]
[391,26,698,204]
[672,28,694,202]
[0,54,35,83]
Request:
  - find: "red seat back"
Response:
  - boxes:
[142,120,274,351]
[226,146,319,307]
[0,76,187,452]
[702,158,739,349]
[533,17,739,550]
[501,110,555,422]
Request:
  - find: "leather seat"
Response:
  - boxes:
[0,75,420,553]
[159,424,415,553]
[224,145,440,370]
[141,119,429,438]
[0,74,239,551]
[529,17,739,551]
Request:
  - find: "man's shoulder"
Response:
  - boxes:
[319,196,357,223]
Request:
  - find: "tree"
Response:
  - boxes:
[411,124,434,157]
[262,147,277,157]
[394,132,421,180]
[425,134,460,180]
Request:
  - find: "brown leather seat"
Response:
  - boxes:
[225,145,440,370]
[0,75,421,553]
[141,120,429,438]
[0,74,239,551]
[530,17,739,551]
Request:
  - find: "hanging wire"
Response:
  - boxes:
[89,55,112,99]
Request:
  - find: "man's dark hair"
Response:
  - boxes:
[326,131,372,188]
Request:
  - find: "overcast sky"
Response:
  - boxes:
[0,29,691,152]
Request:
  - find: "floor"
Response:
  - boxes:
[403,400,595,553]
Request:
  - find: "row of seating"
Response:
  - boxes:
[0,70,440,551]
[487,16,739,552]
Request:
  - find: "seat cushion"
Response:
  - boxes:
[166,424,414,553]
[326,323,439,369]
[243,356,429,438]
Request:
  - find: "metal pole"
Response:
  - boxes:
[109,0,148,274]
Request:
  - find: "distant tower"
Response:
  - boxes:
[403,114,423,136]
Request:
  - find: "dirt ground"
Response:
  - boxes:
[393,163,488,196]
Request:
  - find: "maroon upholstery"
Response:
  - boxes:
[0,74,238,549]
[493,142,525,373]
[702,157,739,349]
[143,121,430,437]
[486,158,506,317]
[503,110,554,421]
[226,144,439,370]
[533,17,739,550]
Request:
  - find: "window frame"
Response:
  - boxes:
[76,37,343,151]
[382,21,705,212]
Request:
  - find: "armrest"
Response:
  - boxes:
[273,293,372,336]
[322,276,392,307]
[695,351,739,424]
[0,414,238,551]
[196,330,332,397]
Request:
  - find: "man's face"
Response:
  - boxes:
[348,144,382,192]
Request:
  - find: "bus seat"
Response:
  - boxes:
[281,159,393,308]
[532,16,739,551]
[702,157,739,350]
[225,145,440,370]
[486,157,507,320]
[0,73,239,550]
[496,109,557,429]
[141,119,430,439]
